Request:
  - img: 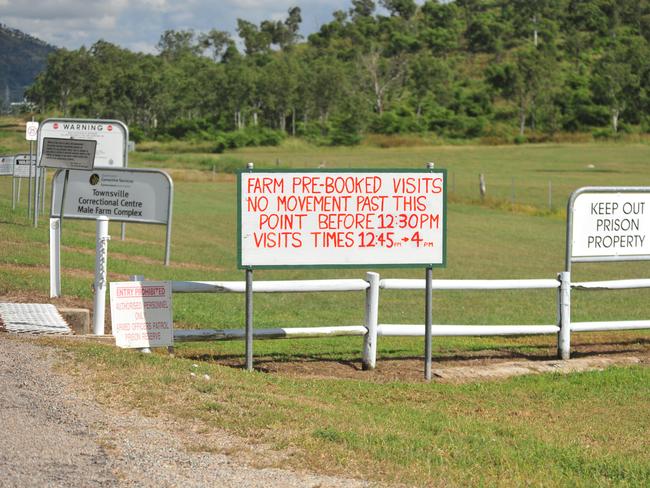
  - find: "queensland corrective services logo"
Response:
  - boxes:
[89,173,100,185]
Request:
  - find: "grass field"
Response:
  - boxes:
[1,124,649,486]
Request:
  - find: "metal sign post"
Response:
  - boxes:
[13,155,34,211]
[424,266,433,380]
[27,159,33,218]
[245,162,255,371]
[26,119,38,222]
[245,268,254,371]
[424,162,435,381]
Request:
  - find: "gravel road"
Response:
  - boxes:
[0,335,377,487]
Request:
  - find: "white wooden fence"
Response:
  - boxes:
[169,272,650,370]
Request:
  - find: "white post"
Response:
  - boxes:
[92,217,111,335]
[49,218,61,298]
[558,271,571,359]
[362,272,380,370]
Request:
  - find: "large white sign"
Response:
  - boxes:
[38,119,128,168]
[571,192,650,258]
[0,156,13,176]
[50,168,172,223]
[239,170,446,268]
[110,281,173,348]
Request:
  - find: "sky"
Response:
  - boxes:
[0,0,354,53]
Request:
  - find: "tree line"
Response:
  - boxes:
[26,0,650,145]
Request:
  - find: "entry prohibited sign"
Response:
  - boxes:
[567,187,650,268]
[238,169,447,268]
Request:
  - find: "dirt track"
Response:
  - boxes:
[0,335,376,488]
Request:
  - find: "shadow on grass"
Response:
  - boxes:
[178,337,649,374]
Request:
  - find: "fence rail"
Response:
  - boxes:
[380,278,560,290]
[171,279,369,294]
[165,272,649,371]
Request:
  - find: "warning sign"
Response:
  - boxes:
[571,192,650,258]
[38,119,128,168]
[110,281,173,348]
[238,170,446,268]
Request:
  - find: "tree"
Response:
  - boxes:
[591,38,641,132]
[28,48,89,115]
[157,30,200,60]
[237,19,271,55]
[198,30,234,61]
[358,47,407,115]
[486,46,556,135]
[381,0,417,20]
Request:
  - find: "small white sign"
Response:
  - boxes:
[0,155,13,176]
[13,155,35,178]
[110,281,173,348]
[572,192,650,258]
[239,170,446,268]
[26,121,39,141]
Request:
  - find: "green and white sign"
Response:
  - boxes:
[238,169,447,268]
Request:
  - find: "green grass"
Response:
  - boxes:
[56,340,650,486]
[2,133,650,485]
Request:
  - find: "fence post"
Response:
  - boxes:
[362,272,380,370]
[92,217,110,335]
[558,271,571,359]
[49,218,61,298]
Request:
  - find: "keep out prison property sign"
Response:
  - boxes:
[238,169,446,268]
[569,188,650,260]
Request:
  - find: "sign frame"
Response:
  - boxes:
[49,167,174,266]
[237,168,447,270]
[565,186,650,271]
[50,167,173,225]
[37,118,129,169]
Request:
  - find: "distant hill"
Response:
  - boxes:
[0,24,56,108]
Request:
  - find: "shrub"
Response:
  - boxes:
[222,128,285,148]
[592,128,618,140]
[198,156,245,174]
[129,126,145,143]
[329,113,362,146]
